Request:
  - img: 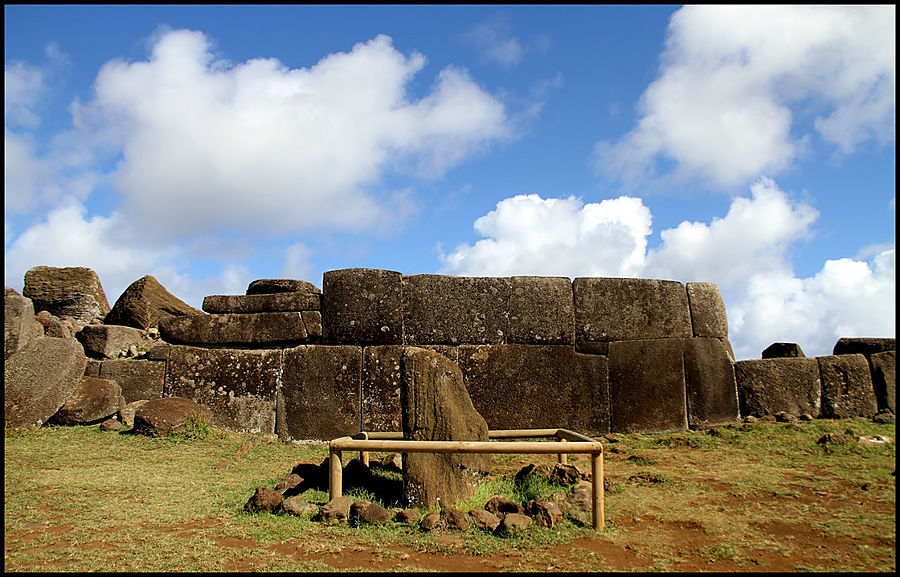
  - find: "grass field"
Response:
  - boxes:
[4,417,895,572]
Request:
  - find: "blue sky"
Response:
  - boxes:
[5,5,895,359]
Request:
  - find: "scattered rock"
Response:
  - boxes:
[4,289,45,360]
[419,511,442,532]
[441,505,470,531]
[495,513,532,536]
[49,376,124,425]
[244,487,283,513]
[550,463,586,486]
[524,499,563,528]
[468,509,501,531]
[350,501,391,526]
[99,418,123,431]
[816,433,849,446]
[872,412,895,424]
[857,435,893,446]
[393,508,420,524]
[273,474,304,494]
[774,411,797,423]
[119,400,150,427]
[282,495,317,517]
[514,463,551,485]
[316,496,354,524]
[130,397,213,437]
[484,496,524,518]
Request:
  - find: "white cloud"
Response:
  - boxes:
[68,30,509,239]
[464,16,524,68]
[5,61,45,128]
[440,178,895,359]
[595,5,895,188]
[281,242,315,284]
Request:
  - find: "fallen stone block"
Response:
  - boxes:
[131,397,214,437]
[323,268,403,345]
[686,282,728,338]
[832,337,895,357]
[683,338,739,427]
[99,359,165,404]
[870,351,896,413]
[507,276,575,345]
[735,357,821,418]
[23,266,110,325]
[4,288,44,360]
[762,342,805,359]
[246,278,321,295]
[49,376,124,425]
[105,275,203,329]
[76,324,146,359]
[158,312,307,346]
[817,354,878,419]
[202,292,321,314]
[244,487,283,513]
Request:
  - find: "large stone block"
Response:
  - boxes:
[165,345,282,434]
[817,354,878,419]
[832,337,895,357]
[608,339,688,433]
[277,345,361,440]
[105,275,203,330]
[49,376,124,425]
[5,288,44,360]
[158,312,307,346]
[202,292,321,314]
[23,266,110,325]
[401,346,490,508]
[247,278,321,295]
[735,358,821,417]
[99,359,165,403]
[507,277,575,345]
[870,351,896,413]
[457,345,609,435]
[574,278,692,345]
[682,338,739,427]
[762,342,805,359]
[686,282,728,338]
[76,324,146,359]
[403,275,510,345]
[132,397,214,437]
[323,269,403,345]
[4,337,87,428]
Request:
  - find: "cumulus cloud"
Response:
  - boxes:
[464,15,525,68]
[69,30,509,239]
[595,5,896,188]
[439,178,895,359]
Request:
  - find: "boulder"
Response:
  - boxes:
[4,337,87,428]
[158,312,307,346]
[817,354,878,419]
[441,505,470,531]
[282,495,317,517]
[23,266,110,325]
[119,400,150,427]
[400,346,490,509]
[735,358,821,418]
[350,501,391,526]
[244,487,283,513]
[274,474,304,494]
[131,397,213,437]
[4,288,44,360]
[524,499,563,528]
[99,359,165,404]
[104,275,202,330]
[246,278,321,295]
[686,282,728,338]
[762,342,806,359]
[316,496,354,524]
[49,376,124,425]
[549,463,586,486]
[402,274,510,345]
[870,351,896,413]
[323,268,403,345]
[832,337,895,357]
[202,292,321,314]
[484,496,524,518]
[468,509,501,531]
[495,513,532,536]
[682,338,740,427]
[76,324,146,359]
[507,276,575,345]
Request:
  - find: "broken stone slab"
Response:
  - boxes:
[574,277,692,345]
[506,276,575,345]
[105,275,203,330]
[201,292,322,314]
[23,266,110,325]
[401,346,490,509]
[4,288,45,360]
[277,345,361,441]
[682,338,740,427]
[817,354,878,419]
[131,397,214,437]
[76,324,147,359]
[119,400,150,427]
[48,376,124,425]
[608,338,688,434]
[870,351,896,414]
[4,336,87,428]
[158,311,307,346]
[99,359,165,404]
[165,345,282,434]
[762,342,806,359]
[402,275,510,345]
[246,278,321,295]
[735,357,821,418]
[322,268,403,345]
[457,344,610,435]
[686,282,729,338]
[300,311,322,340]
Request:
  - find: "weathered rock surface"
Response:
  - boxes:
[686,282,728,338]
[817,354,878,419]
[350,501,391,526]
[609,339,688,433]
[5,288,44,360]
[524,499,563,528]
[131,397,213,436]
[158,312,307,346]
[76,324,146,359]
[23,266,110,325]
[166,345,282,434]
[402,275,510,345]
[244,487,283,513]
[4,337,87,428]
[682,338,739,427]
[400,346,490,508]
[49,376,124,425]
[762,342,806,359]
[574,277,692,344]
[282,495,317,517]
[468,509,501,531]
[246,278,321,295]
[316,496,354,524]
[119,400,150,427]
[202,292,321,314]
[495,513,532,536]
[870,351,896,414]
[99,359,165,404]
[507,276,575,345]
[735,358,821,418]
[484,496,524,518]
[832,337,895,357]
[105,275,202,330]
[323,268,403,345]
[458,344,609,435]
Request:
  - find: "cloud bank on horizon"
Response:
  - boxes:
[4,5,895,360]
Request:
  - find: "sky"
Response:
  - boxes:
[4,5,895,360]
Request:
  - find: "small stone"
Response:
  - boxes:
[468,509,501,531]
[441,505,470,532]
[244,487,283,513]
[484,496,524,518]
[316,496,354,524]
[350,501,391,526]
[274,474,304,494]
[774,411,797,423]
[393,508,420,524]
[282,495,317,517]
[99,418,122,431]
[419,511,442,532]
[873,412,895,424]
[495,513,533,536]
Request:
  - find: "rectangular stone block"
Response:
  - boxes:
[301,311,322,339]
[76,324,146,359]
[323,269,403,345]
[507,277,575,345]
[403,275,510,345]
[735,358,821,418]
[278,345,362,440]
[100,359,165,404]
[686,282,728,338]
[817,354,878,419]
[574,278,692,346]
[868,351,895,414]
[165,345,282,433]
[609,339,687,434]
[682,338,739,427]
[158,312,307,346]
[202,292,321,314]
[457,344,609,435]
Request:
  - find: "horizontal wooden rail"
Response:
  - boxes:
[327,428,604,530]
